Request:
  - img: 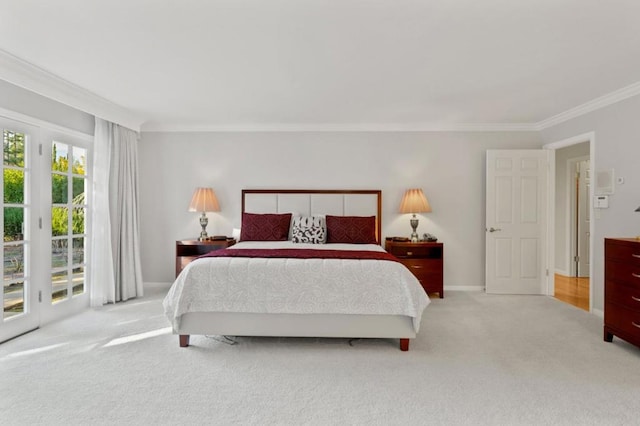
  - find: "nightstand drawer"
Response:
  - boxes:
[176,238,236,277]
[401,259,442,279]
[387,244,442,259]
[385,239,444,298]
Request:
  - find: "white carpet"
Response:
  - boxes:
[1,284,639,425]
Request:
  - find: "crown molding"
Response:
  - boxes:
[535,81,640,130]
[141,121,538,133]
[0,49,144,132]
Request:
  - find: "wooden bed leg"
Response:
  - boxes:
[399,339,409,351]
[179,334,190,347]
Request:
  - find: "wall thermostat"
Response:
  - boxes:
[594,195,609,209]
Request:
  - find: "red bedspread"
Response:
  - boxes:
[199,248,400,263]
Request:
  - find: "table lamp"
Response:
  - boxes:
[399,188,431,242]
[188,187,220,241]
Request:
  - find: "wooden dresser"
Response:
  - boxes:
[604,238,640,348]
[385,239,444,298]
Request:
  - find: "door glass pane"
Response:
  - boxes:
[3,130,25,167]
[52,207,68,236]
[72,147,86,176]
[3,281,23,318]
[4,207,24,242]
[52,271,68,303]
[4,169,24,204]
[52,142,69,172]
[72,207,85,235]
[72,267,84,295]
[4,244,25,282]
[52,174,68,204]
[72,177,85,201]
[72,237,84,265]
[52,239,68,269]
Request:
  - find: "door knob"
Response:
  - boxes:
[488,227,502,233]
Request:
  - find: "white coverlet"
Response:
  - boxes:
[163,242,430,332]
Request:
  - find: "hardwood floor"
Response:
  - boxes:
[554,274,589,311]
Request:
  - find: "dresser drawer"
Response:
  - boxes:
[606,281,640,312]
[605,301,640,340]
[605,259,640,288]
[606,240,640,265]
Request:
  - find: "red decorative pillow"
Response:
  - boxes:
[240,213,292,241]
[326,215,377,244]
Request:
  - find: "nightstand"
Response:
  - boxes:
[385,239,444,298]
[175,238,236,277]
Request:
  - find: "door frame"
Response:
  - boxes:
[543,132,595,313]
[568,156,590,277]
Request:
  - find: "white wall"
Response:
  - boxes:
[541,95,640,313]
[139,131,542,284]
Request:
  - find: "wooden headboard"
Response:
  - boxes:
[242,189,382,244]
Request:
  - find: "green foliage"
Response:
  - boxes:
[3,130,24,167]
[4,169,24,204]
[3,140,86,240]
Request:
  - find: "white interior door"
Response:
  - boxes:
[485,150,549,294]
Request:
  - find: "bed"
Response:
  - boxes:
[163,189,430,351]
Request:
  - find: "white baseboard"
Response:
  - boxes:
[554,268,571,276]
[445,285,484,292]
[592,308,604,318]
[144,281,172,288]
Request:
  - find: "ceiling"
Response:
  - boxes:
[1,0,640,131]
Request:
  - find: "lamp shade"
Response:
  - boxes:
[399,188,431,214]
[188,187,220,212]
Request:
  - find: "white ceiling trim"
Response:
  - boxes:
[140,122,539,133]
[535,81,640,131]
[0,49,144,132]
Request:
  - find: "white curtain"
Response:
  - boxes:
[90,118,143,306]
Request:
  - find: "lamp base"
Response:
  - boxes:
[198,212,209,241]
[410,215,419,242]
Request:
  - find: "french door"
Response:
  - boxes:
[0,116,91,343]
[41,134,91,323]
[0,119,39,342]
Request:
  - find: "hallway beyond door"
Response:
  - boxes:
[554,274,589,311]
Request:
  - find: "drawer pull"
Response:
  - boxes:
[406,251,413,256]
[632,273,640,279]
[633,254,640,258]
[632,296,640,302]
[633,322,640,329]
[411,265,423,269]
